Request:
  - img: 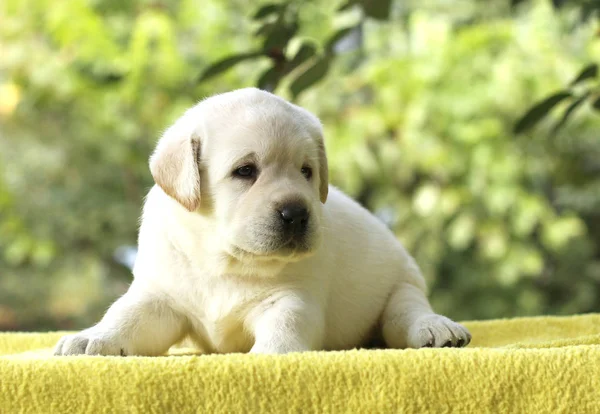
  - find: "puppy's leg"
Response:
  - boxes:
[54,285,186,356]
[248,294,324,354]
[381,281,471,349]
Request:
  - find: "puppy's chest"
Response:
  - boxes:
[178,277,265,352]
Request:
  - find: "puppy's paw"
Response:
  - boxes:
[54,329,128,356]
[250,339,310,354]
[407,314,471,349]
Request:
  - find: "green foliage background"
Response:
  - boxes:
[1,0,599,330]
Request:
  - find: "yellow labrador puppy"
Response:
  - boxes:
[55,88,470,356]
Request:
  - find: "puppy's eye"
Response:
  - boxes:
[233,164,257,179]
[301,166,312,180]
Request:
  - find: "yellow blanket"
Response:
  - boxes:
[1,314,599,413]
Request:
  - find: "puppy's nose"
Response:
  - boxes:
[278,203,309,234]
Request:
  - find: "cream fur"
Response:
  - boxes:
[55,88,470,356]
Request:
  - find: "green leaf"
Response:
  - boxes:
[290,57,330,99]
[338,0,358,12]
[362,0,392,20]
[255,22,275,36]
[262,21,298,50]
[289,43,317,68]
[447,213,476,251]
[570,63,598,86]
[513,91,572,134]
[257,66,281,91]
[253,4,281,20]
[580,2,600,22]
[326,26,358,52]
[197,52,263,82]
[592,96,600,110]
[552,93,590,135]
[74,62,127,85]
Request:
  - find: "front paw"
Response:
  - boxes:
[408,314,471,348]
[54,329,129,356]
[250,340,310,354]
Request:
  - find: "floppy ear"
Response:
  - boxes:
[149,129,201,212]
[317,138,329,203]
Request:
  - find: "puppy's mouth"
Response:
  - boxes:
[228,236,313,262]
[279,234,303,249]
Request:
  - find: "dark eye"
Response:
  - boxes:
[301,166,312,180]
[233,164,257,179]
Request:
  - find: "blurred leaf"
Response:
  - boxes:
[290,57,330,99]
[551,0,568,9]
[262,21,298,50]
[362,0,392,20]
[253,4,281,20]
[413,184,441,217]
[513,91,572,134]
[0,83,20,116]
[338,0,358,12]
[552,92,590,134]
[326,26,358,52]
[4,237,32,266]
[580,1,600,22]
[512,196,546,237]
[592,96,600,110]
[197,52,263,82]
[447,213,476,250]
[257,66,281,91]
[481,226,509,260]
[289,43,317,68]
[76,63,126,85]
[255,22,275,36]
[542,216,586,251]
[31,241,57,268]
[570,63,597,86]
[520,247,544,276]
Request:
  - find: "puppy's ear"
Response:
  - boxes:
[149,128,201,212]
[317,138,329,203]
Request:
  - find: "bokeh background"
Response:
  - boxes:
[1,0,599,331]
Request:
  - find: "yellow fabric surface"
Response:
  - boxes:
[1,314,600,413]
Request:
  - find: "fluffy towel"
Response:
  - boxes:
[1,314,599,413]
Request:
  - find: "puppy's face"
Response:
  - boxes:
[206,110,326,262]
[150,89,328,263]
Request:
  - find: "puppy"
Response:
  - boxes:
[55,88,470,356]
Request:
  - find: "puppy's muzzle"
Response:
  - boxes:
[277,202,309,240]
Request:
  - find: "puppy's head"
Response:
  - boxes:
[150,88,328,263]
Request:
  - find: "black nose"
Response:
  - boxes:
[278,203,309,234]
